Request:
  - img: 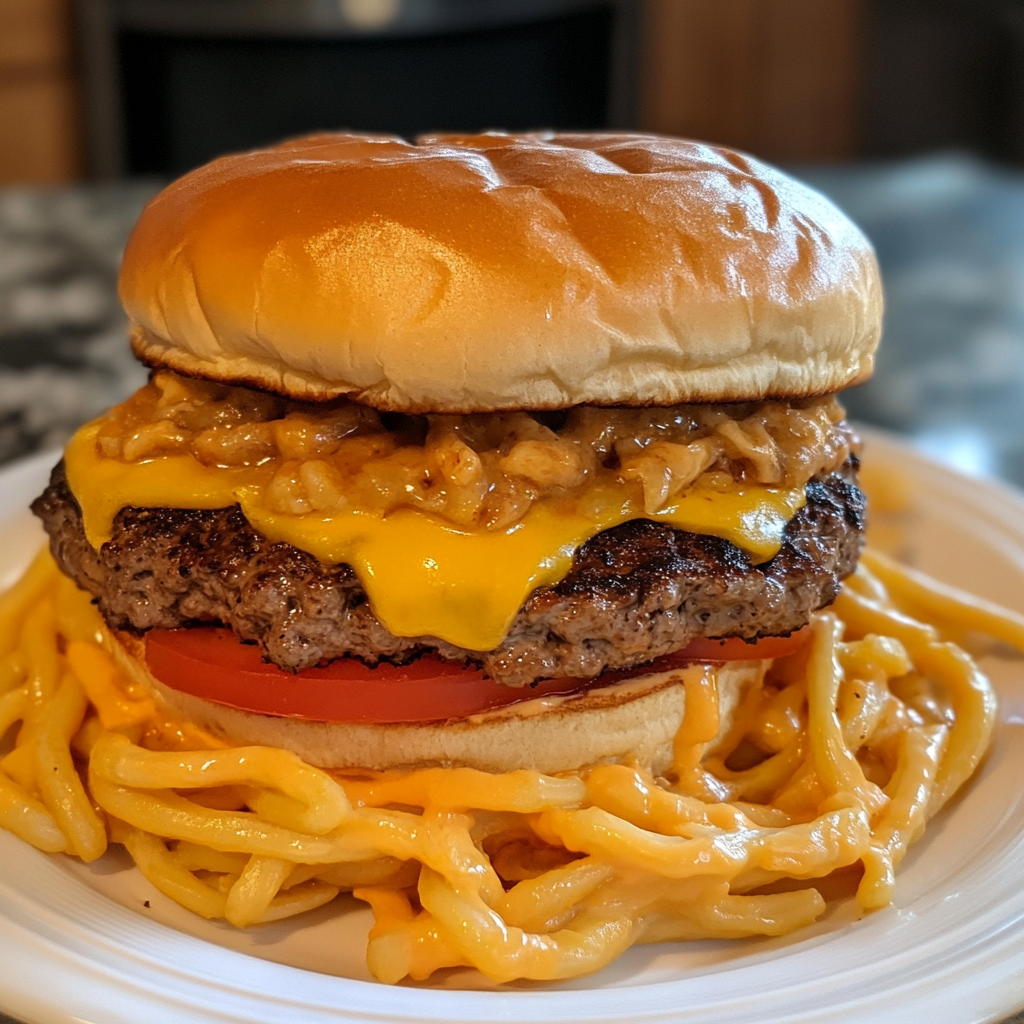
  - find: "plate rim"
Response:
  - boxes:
[2,431,1024,1024]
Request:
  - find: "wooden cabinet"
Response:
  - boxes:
[0,0,82,184]
[6,0,1010,182]
[637,0,864,163]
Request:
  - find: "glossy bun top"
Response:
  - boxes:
[119,131,882,411]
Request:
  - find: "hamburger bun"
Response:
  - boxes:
[119,131,882,413]
[107,628,762,775]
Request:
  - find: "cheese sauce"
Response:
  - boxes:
[65,421,806,651]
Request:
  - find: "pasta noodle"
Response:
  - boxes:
[0,547,1010,983]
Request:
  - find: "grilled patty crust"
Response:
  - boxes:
[33,461,864,687]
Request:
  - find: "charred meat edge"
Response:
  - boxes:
[32,459,864,687]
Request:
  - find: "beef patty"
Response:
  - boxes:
[32,460,865,687]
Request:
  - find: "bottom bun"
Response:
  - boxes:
[107,629,764,775]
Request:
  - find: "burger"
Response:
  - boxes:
[30,131,881,776]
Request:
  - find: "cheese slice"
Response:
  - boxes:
[64,422,806,651]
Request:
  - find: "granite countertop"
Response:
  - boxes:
[801,154,1024,485]
[1,155,1024,1024]
[0,181,155,464]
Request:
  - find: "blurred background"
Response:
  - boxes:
[2,0,1024,490]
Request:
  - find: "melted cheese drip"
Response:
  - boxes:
[64,421,806,651]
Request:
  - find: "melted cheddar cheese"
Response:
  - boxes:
[64,421,806,651]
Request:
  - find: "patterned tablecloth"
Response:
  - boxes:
[1,155,1024,1023]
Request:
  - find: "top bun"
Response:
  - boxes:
[119,131,882,413]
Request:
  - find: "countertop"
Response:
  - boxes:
[1,154,1023,1024]
[801,154,1024,487]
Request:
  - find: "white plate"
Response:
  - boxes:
[3,433,1024,1024]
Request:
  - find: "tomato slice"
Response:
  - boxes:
[668,630,810,663]
[144,626,810,725]
[145,628,597,724]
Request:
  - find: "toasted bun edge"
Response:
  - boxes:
[107,628,763,775]
[119,131,882,413]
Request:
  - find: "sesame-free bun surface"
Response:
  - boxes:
[107,627,761,774]
[120,131,882,412]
